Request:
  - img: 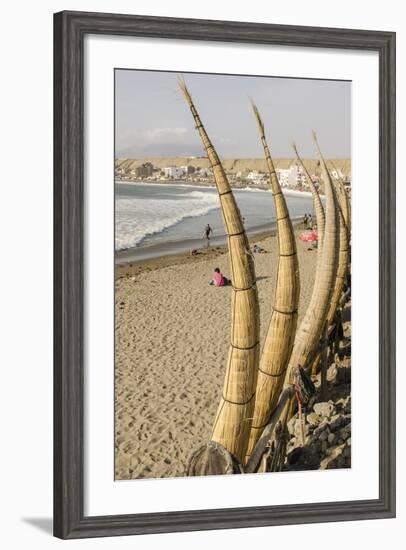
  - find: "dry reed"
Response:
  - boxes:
[284,131,339,386]
[293,142,326,250]
[245,103,300,461]
[179,78,260,462]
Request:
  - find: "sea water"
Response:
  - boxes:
[115,181,315,253]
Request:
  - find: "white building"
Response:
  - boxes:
[247,170,266,185]
[197,167,212,177]
[163,166,184,179]
[276,168,291,188]
[288,164,307,189]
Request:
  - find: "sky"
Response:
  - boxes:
[115,69,351,159]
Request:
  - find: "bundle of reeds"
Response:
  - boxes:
[284,131,339,386]
[245,103,300,461]
[292,142,325,249]
[326,178,350,325]
[179,78,260,462]
[328,161,351,233]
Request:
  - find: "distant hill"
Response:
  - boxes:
[115,157,351,178]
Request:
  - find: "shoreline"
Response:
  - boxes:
[115,227,278,279]
[115,218,304,266]
[115,178,317,199]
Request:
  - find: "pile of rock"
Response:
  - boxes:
[285,395,351,471]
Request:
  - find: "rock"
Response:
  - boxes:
[306,412,320,425]
[313,419,329,438]
[314,401,336,418]
[327,364,338,382]
[287,447,303,465]
[335,365,351,384]
[327,432,336,445]
[320,444,345,469]
[326,443,345,457]
[339,423,351,440]
[312,440,322,454]
[329,414,350,432]
[284,384,351,473]
[319,428,330,442]
[336,456,346,468]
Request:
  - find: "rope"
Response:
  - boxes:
[230,341,259,351]
[272,306,298,315]
[258,365,288,378]
[232,284,256,292]
[222,391,256,406]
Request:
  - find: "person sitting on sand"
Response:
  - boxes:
[209,267,231,287]
[253,243,267,254]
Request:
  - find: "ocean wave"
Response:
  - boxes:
[115,191,219,250]
[239,187,272,193]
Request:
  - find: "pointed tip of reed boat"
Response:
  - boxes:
[177,76,192,104]
[250,99,265,136]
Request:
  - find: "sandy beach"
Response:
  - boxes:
[114,228,324,480]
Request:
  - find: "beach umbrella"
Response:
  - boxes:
[244,103,300,461]
[284,131,339,387]
[179,79,260,463]
[293,143,326,249]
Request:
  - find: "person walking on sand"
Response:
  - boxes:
[203,223,213,246]
[303,213,308,229]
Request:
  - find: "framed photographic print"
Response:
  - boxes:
[54,10,396,539]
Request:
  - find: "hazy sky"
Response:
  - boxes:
[115,69,351,159]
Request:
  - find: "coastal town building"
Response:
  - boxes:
[288,163,307,189]
[163,166,184,179]
[114,158,350,191]
[246,170,266,185]
[180,165,195,175]
[276,168,291,188]
[135,162,154,178]
[197,167,212,178]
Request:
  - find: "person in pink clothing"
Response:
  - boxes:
[209,267,231,287]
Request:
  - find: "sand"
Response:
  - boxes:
[115,229,319,480]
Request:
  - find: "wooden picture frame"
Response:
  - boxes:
[54,10,396,539]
